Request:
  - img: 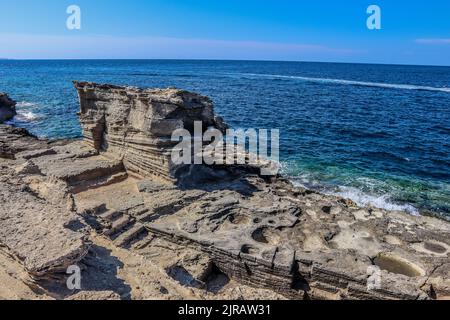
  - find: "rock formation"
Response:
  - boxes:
[74,81,227,182]
[0,84,449,300]
[0,93,16,123]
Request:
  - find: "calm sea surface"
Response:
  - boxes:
[1,60,449,218]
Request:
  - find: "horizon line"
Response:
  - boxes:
[1,58,449,68]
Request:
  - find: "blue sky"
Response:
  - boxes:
[0,0,449,65]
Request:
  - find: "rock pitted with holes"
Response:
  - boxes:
[0,84,449,300]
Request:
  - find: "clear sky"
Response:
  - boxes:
[0,0,449,65]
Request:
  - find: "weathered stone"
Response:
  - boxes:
[0,124,41,159]
[66,290,121,300]
[0,83,449,301]
[0,179,89,281]
[74,81,226,182]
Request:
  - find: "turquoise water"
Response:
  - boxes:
[0,60,449,218]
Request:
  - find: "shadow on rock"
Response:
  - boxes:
[175,164,260,196]
[39,245,132,300]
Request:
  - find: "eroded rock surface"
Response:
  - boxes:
[74,81,227,182]
[0,84,448,300]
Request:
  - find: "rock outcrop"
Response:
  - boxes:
[0,84,448,300]
[0,93,16,123]
[74,82,227,182]
[0,178,89,281]
[0,125,90,289]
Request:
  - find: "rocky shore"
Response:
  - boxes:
[0,82,448,300]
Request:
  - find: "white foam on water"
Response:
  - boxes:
[12,101,44,122]
[329,185,419,215]
[290,174,420,216]
[16,101,36,108]
[16,110,41,121]
[237,73,450,93]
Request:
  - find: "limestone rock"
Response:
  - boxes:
[74,81,226,182]
[0,83,449,301]
[0,124,41,159]
[66,291,121,300]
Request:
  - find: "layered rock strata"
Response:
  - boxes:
[0,125,89,287]
[0,84,449,300]
[74,81,226,182]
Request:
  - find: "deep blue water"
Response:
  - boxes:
[1,60,449,218]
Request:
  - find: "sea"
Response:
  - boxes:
[0,60,449,219]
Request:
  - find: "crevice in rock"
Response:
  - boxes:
[291,261,311,293]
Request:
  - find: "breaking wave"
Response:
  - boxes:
[287,168,421,216]
[292,179,420,215]
[237,73,450,93]
[324,186,419,215]
[16,101,36,108]
[12,102,44,122]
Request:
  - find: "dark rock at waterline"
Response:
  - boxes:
[0,92,16,123]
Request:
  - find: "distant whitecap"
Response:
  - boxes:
[237,73,450,93]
